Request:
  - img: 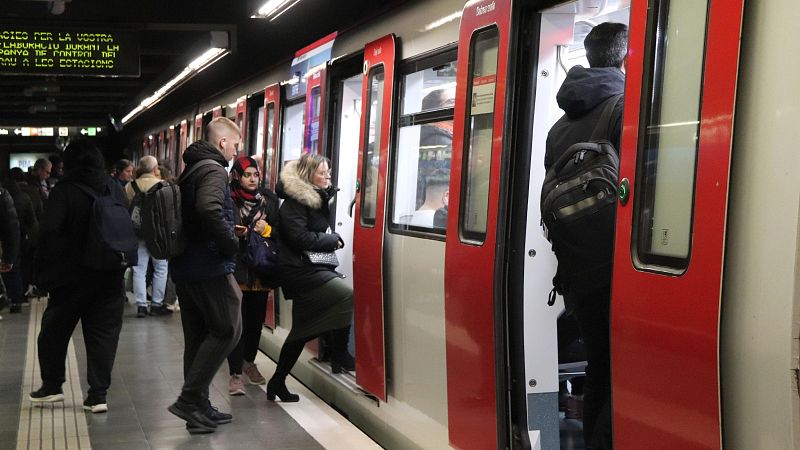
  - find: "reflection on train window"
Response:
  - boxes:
[264,103,276,187]
[460,27,499,244]
[401,61,457,116]
[281,101,306,164]
[305,86,322,153]
[392,122,453,232]
[360,66,384,227]
[254,105,265,158]
[634,0,710,272]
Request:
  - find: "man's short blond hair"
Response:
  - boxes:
[205,117,241,143]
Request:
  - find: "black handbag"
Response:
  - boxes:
[304,250,339,268]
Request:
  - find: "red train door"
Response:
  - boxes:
[212,106,222,119]
[194,114,203,143]
[263,83,281,330]
[235,96,247,153]
[611,0,745,448]
[444,0,511,448]
[179,120,188,173]
[167,127,175,163]
[352,34,395,402]
[303,67,326,154]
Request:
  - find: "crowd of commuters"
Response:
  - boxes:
[0,21,623,447]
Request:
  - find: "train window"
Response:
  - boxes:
[359,65,385,227]
[401,61,457,116]
[459,27,499,244]
[281,101,306,164]
[633,0,710,272]
[389,54,456,237]
[305,86,322,153]
[264,103,276,187]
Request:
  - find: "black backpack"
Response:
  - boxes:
[141,160,217,260]
[71,180,139,271]
[129,181,145,235]
[540,94,622,297]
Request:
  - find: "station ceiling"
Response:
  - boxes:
[1,0,406,135]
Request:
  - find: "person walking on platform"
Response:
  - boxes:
[225,156,280,395]
[543,22,628,450]
[29,139,132,414]
[168,117,242,433]
[267,154,354,403]
[126,155,172,318]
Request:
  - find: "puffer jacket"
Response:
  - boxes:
[276,160,342,298]
[544,65,625,170]
[169,141,238,283]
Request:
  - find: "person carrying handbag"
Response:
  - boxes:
[225,156,280,396]
[267,153,354,403]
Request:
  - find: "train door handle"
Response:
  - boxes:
[348,198,356,218]
[618,178,631,206]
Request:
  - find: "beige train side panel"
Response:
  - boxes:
[721,0,800,448]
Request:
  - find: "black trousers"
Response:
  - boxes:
[176,274,242,405]
[564,285,612,450]
[37,276,125,398]
[227,290,268,374]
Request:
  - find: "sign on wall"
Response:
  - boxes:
[0,27,139,77]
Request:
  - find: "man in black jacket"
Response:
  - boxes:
[0,186,20,317]
[168,117,242,433]
[544,22,628,450]
[29,139,129,414]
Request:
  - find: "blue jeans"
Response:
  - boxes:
[133,240,168,307]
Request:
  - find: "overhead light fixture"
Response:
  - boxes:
[121,46,228,124]
[252,0,303,21]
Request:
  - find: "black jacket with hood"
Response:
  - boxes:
[276,160,342,298]
[35,167,124,289]
[544,66,625,170]
[170,141,238,283]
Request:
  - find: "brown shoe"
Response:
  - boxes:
[242,362,266,385]
[228,375,245,396]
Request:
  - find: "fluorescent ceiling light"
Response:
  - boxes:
[253,0,302,21]
[121,47,228,124]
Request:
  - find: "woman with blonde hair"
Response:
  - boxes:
[267,153,354,402]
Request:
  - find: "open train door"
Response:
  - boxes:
[444,0,511,448]
[352,34,395,402]
[611,0,744,448]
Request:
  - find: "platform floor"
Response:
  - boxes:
[0,296,381,450]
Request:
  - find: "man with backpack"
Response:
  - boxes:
[30,139,138,414]
[542,22,628,450]
[167,117,242,433]
[126,155,171,318]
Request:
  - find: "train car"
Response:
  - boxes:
[133,0,800,448]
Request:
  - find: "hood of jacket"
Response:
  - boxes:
[556,66,625,119]
[277,160,336,210]
[183,140,229,168]
[63,167,110,192]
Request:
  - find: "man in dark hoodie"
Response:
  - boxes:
[544,22,627,450]
[168,117,242,434]
[29,139,128,414]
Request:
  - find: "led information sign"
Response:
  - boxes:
[0,126,106,137]
[0,27,139,76]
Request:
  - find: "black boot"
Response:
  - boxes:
[330,326,355,374]
[266,377,299,402]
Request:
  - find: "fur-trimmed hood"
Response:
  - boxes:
[277,160,334,210]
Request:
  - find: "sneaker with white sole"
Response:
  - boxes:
[228,374,245,396]
[29,387,64,403]
[83,397,108,413]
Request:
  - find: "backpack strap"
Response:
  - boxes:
[589,94,624,142]
[177,159,220,184]
[131,180,142,195]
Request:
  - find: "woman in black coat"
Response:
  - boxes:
[267,153,354,402]
[225,156,279,395]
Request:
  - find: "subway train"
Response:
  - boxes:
[130,0,799,448]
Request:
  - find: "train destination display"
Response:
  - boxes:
[0,27,139,76]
